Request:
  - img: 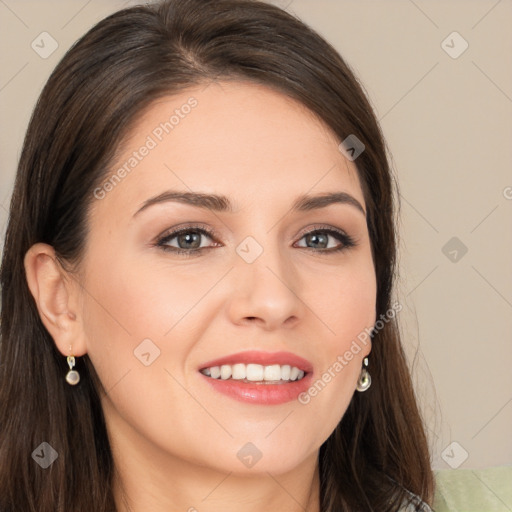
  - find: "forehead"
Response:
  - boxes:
[91,80,364,219]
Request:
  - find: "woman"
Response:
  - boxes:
[0,0,435,510]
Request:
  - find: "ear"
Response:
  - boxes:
[24,243,88,358]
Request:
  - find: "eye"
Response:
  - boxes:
[295,226,357,253]
[156,225,218,256]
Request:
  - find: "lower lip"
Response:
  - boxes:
[200,372,313,405]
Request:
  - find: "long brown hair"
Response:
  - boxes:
[0,0,435,510]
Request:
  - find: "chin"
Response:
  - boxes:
[212,440,316,476]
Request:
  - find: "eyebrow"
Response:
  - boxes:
[133,190,366,217]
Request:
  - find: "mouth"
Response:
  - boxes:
[200,363,307,384]
[197,350,313,404]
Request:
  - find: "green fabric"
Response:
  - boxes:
[433,466,512,512]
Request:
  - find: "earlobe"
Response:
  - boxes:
[24,243,87,358]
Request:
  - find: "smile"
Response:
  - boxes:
[200,363,306,383]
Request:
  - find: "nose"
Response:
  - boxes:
[226,239,304,331]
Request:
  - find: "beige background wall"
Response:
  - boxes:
[0,0,511,471]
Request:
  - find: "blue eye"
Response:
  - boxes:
[156,226,217,256]
[155,224,357,256]
[295,227,357,252]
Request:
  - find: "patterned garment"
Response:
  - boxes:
[399,490,434,512]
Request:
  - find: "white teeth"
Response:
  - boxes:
[280,364,291,380]
[263,364,281,381]
[200,363,306,382]
[246,363,264,381]
[220,365,232,380]
[232,363,246,380]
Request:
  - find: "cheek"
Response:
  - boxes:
[295,258,376,435]
[79,262,202,445]
[81,252,192,338]
[312,254,377,348]
[78,255,162,391]
[79,252,218,389]
[328,266,376,379]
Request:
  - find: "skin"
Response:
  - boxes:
[24,80,377,512]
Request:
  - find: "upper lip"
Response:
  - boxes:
[199,350,313,374]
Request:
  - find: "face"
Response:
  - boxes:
[79,80,377,476]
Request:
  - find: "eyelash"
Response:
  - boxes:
[155,223,358,257]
